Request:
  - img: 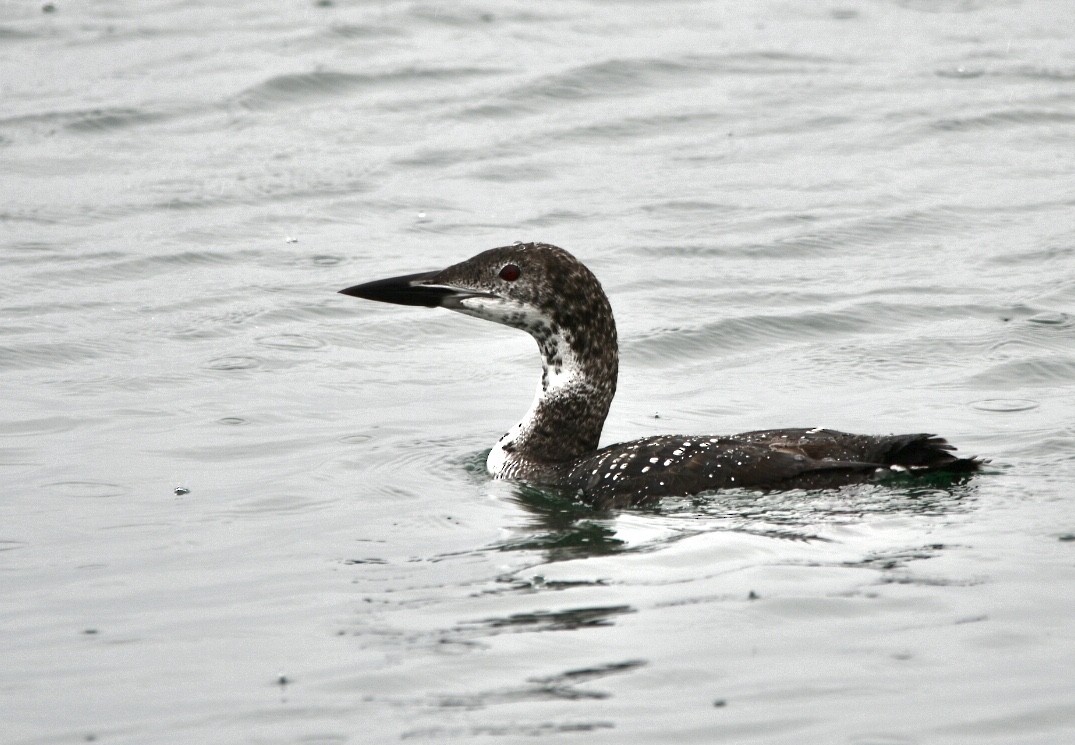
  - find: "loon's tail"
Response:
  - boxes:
[883,434,984,473]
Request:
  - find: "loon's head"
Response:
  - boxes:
[341,242,621,467]
[340,242,617,380]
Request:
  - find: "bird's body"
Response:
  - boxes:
[340,242,980,506]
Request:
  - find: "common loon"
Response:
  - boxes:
[340,242,980,506]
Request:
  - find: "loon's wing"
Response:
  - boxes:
[559,430,980,506]
[732,428,980,470]
[558,434,867,505]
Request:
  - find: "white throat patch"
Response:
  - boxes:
[465,300,585,478]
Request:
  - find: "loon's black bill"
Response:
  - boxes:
[338,270,453,308]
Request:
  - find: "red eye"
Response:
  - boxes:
[499,264,521,282]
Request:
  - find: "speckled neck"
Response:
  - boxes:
[459,244,617,477]
[493,312,618,474]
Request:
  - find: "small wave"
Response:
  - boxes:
[892,0,992,12]
[234,66,500,110]
[0,446,38,467]
[0,415,94,438]
[1027,311,1071,327]
[65,108,166,133]
[24,249,260,288]
[458,604,635,634]
[236,70,376,109]
[217,417,248,426]
[468,162,551,183]
[0,26,39,40]
[1010,65,1075,82]
[934,109,1075,131]
[518,209,593,228]
[986,243,1074,266]
[479,53,841,115]
[971,399,1040,413]
[629,303,937,363]
[632,205,976,259]
[407,5,562,27]
[326,23,403,39]
[785,206,972,250]
[968,357,1075,388]
[0,106,168,138]
[542,109,730,144]
[202,355,261,371]
[44,481,129,499]
[306,254,346,267]
[508,58,699,104]
[936,67,986,79]
[254,333,326,351]
[0,340,106,371]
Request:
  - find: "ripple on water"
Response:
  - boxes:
[45,481,129,499]
[338,434,478,484]
[254,334,326,351]
[0,106,168,141]
[63,107,168,134]
[217,417,249,426]
[936,67,985,79]
[0,26,39,40]
[968,358,1075,388]
[28,249,258,288]
[971,399,1041,413]
[894,0,996,12]
[482,52,838,114]
[630,307,880,362]
[309,254,345,267]
[1027,311,1071,327]
[202,356,261,371]
[325,23,403,40]
[460,605,636,634]
[338,433,372,444]
[0,415,95,438]
[988,339,1046,359]
[233,67,500,110]
[933,109,1075,132]
[0,340,106,371]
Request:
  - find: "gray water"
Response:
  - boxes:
[3,1,1075,743]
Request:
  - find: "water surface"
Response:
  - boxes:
[2,1,1074,743]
